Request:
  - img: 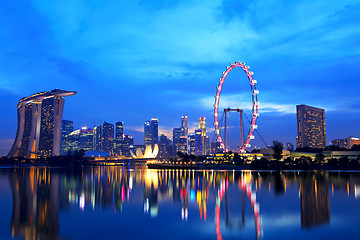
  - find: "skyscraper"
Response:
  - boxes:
[150,118,159,146]
[144,120,151,145]
[188,133,196,155]
[198,117,207,155]
[122,134,134,156]
[115,122,124,154]
[296,105,326,149]
[181,116,188,137]
[93,125,102,151]
[194,130,202,156]
[144,118,159,146]
[60,120,73,154]
[159,134,171,157]
[173,127,186,153]
[8,89,76,158]
[102,121,114,153]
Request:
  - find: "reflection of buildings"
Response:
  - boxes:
[8,89,76,158]
[8,167,360,239]
[9,168,60,240]
[143,172,162,217]
[300,180,330,228]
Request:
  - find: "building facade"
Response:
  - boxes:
[93,125,102,151]
[102,121,114,153]
[348,137,360,149]
[144,120,151,146]
[150,118,159,146]
[173,127,186,153]
[144,118,159,146]
[296,105,326,149]
[8,89,76,158]
[331,139,347,149]
[198,117,207,155]
[159,134,171,157]
[60,120,73,154]
[181,116,188,137]
[115,122,124,154]
[188,133,196,155]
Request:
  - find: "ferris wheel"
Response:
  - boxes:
[214,61,259,153]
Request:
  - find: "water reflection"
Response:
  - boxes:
[1,167,360,240]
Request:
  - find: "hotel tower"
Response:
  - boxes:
[8,89,76,158]
[296,104,326,149]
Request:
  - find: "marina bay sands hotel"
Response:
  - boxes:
[8,89,76,159]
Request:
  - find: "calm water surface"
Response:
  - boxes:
[0,166,359,240]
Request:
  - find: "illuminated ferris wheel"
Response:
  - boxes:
[214,61,259,153]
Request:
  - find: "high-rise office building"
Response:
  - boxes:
[144,118,158,146]
[122,134,134,156]
[159,134,171,157]
[93,125,102,151]
[102,121,114,153]
[173,127,186,153]
[296,105,326,149]
[181,116,188,137]
[144,120,151,146]
[150,118,159,146]
[198,117,207,155]
[60,120,73,154]
[115,122,124,154]
[8,89,76,158]
[64,127,94,151]
[188,133,196,155]
[194,130,202,156]
[79,127,94,151]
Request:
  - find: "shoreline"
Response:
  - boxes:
[0,162,359,171]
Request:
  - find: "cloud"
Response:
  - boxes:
[193,94,296,114]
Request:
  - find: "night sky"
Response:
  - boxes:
[1,0,360,155]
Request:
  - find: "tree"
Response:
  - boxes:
[176,151,185,158]
[351,144,360,151]
[271,140,283,160]
[233,153,244,165]
[315,153,326,165]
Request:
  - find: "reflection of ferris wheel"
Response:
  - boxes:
[214,61,259,152]
[215,179,262,240]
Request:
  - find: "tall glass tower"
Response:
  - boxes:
[150,118,159,146]
[102,121,114,153]
[144,120,151,145]
[60,120,73,154]
[198,117,207,155]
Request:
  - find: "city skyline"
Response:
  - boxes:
[1,1,360,155]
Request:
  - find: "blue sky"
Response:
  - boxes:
[1,0,360,155]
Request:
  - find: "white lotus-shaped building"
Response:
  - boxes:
[130,144,159,159]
